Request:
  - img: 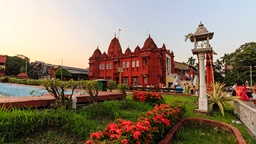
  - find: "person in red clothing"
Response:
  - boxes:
[239,84,250,101]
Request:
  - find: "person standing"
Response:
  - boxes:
[252,84,256,106]
[185,82,190,94]
[190,83,195,94]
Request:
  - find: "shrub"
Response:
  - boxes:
[132,91,165,106]
[207,82,239,116]
[107,80,116,92]
[80,80,100,105]
[85,103,184,144]
[41,79,79,108]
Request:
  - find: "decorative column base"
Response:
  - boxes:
[195,96,211,116]
[198,97,208,111]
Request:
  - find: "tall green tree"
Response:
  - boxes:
[54,67,72,80]
[223,42,256,85]
[6,55,34,77]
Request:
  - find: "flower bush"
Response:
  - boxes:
[132,91,165,106]
[85,103,184,144]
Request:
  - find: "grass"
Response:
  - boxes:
[163,94,256,144]
[172,122,237,144]
[1,94,255,143]
[0,99,153,144]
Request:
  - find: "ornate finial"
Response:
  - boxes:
[114,33,116,38]
[149,34,151,38]
[199,21,203,27]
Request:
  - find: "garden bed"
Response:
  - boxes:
[159,118,246,144]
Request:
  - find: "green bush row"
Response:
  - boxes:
[0,100,153,143]
[0,77,43,85]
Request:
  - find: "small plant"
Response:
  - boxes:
[207,82,239,116]
[80,80,100,105]
[117,84,128,103]
[107,80,116,92]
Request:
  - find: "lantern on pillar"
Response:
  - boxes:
[190,22,214,113]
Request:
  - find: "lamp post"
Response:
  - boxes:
[190,22,214,113]
[118,67,123,84]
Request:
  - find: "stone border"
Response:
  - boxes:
[158,118,246,144]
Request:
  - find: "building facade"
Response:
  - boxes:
[89,35,175,87]
[0,55,7,77]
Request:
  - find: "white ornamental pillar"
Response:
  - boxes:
[198,53,208,111]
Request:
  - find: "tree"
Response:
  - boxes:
[54,67,72,80]
[6,55,34,77]
[223,42,256,85]
[214,59,223,73]
[81,80,100,105]
[108,80,117,92]
[187,56,196,66]
[41,79,79,108]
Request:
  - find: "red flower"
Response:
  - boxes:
[122,138,129,144]
[85,139,94,144]
[133,131,141,140]
[90,131,103,140]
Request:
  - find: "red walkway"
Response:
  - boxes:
[0,92,124,109]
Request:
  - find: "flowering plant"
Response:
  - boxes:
[85,103,184,144]
[132,91,164,106]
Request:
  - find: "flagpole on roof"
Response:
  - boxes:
[118,28,121,39]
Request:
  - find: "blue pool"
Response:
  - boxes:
[0,83,83,97]
[0,83,48,97]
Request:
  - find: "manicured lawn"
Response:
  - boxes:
[172,122,237,144]
[163,94,256,144]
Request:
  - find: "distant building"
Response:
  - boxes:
[174,61,197,81]
[0,55,7,77]
[32,61,88,80]
[88,35,175,87]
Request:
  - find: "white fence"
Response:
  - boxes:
[234,101,256,136]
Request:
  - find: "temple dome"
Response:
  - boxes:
[92,47,102,58]
[107,37,122,57]
[102,52,108,59]
[124,47,132,55]
[134,46,140,55]
[142,35,157,50]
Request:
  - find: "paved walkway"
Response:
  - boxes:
[0,91,124,109]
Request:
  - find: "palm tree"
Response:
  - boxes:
[187,56,196,66]
[220,53,230,66]
[214,59,223,73]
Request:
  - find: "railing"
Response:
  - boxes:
[234,101,256,136]
[130,86,183,93]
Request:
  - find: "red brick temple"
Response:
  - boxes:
[89,35,175,87]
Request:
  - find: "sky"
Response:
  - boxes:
[0,0,256,69]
